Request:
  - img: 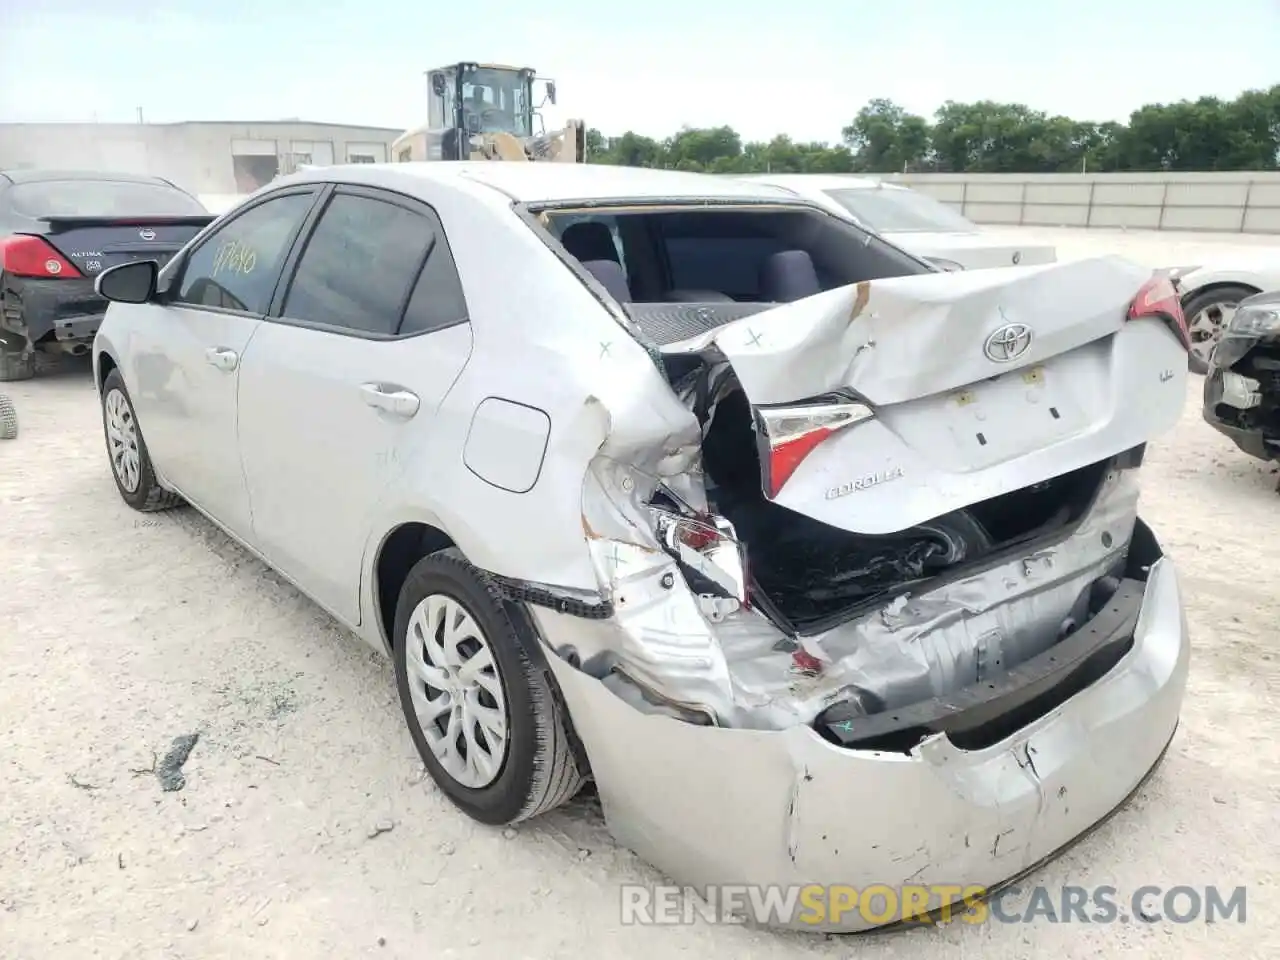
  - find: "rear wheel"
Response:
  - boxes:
[100,368,183,512]
[1183,284,1259,375]
[394,551,583,825]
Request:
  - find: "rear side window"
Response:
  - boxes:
[282,194,435,336]
[174,192,314,314]
[10,179,207,217]
[400,234,468,336]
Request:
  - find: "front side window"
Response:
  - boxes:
[280,194,436,336]
[173,192,314,313]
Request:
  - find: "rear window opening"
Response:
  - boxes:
[11,179,207,218]
[537,203,934,346]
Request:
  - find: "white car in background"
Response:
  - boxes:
[739,174,1057,272]
[1167,256,1280,374]
[93,161,1188,931]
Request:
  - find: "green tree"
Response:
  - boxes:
[583,85,1280,175]
[841,99,930,172]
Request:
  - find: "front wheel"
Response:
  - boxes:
[1183,284,1259,375]
[394,551,584,825]
[100,368,183,512]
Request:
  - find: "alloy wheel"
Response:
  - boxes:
[1187,301,1237,368]
[405,593,510,789]
[104,388,142,493]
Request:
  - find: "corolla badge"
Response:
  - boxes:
[138,228,157,241]
[983,322,1033,363]
[825,466,905,499]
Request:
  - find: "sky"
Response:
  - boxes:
[1,0,1278,143]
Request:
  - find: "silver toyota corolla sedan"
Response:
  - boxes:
[91,161,1191,931]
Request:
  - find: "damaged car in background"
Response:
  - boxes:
[90,162,1192,932]
[1203,289,1280,471]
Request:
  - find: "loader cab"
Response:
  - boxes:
[414,62,557,160]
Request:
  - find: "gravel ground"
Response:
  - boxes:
[2,228,1278,959]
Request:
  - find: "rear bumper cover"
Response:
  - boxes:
[539,556,1188,932]
[0,275,106,345]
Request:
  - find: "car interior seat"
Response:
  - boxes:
[759,249,822,302]
[581,259,630,302]
[560,222,620,264]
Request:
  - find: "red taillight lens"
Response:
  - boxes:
[1128,273,1190,350]
[755,399,875,498]
[0,235,82,279]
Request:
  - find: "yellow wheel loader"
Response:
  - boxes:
[391,62,586,164]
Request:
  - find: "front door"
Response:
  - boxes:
[236,186,473,623]
[130,189,319,538]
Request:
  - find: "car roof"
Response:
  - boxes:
[288,161,805,205]
[0,168,177,186]
[739,173,908,192]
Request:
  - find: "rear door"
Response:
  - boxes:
[126,187,320,538]
[236,185,473,623]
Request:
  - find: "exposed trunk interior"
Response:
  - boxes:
[697,379,1113,632]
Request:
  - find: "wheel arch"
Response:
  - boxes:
[1180,277,1264,306]
[95,352,118,395]
[370,520,459,654]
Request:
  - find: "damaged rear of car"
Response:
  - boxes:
[1203,289,1280,465]
[512,196,1192,929]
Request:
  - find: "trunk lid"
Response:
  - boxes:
[674,255,1188,535]
[888,231,1058,270]
[36,216,213,278]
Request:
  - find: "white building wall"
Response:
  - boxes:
[0,121,403,195]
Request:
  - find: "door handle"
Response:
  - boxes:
[204,347,239,371]
[359,383,420,419]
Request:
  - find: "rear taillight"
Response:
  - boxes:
[0,235,82,279]
[1128,273,1190,350]
[755,398,875,498]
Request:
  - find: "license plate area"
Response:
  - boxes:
[882,364,1092,472]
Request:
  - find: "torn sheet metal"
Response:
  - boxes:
[538,557,1188,932]
[547,464,1141,732]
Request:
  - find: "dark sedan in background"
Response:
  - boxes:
[1203,289,1280,466]
[0,170,215,381]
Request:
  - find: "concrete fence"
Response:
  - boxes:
[881,172,1280,235]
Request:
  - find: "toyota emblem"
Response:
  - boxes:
[983,322,1033,363]
[138,228,156,241]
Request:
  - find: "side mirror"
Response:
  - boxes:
[96,260,158,304]
[430,73,446,96]
[545,81,557,105]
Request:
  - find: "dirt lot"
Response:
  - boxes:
[2,230,1279,959]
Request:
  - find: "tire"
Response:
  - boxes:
[100,368,183,512]
[0,341,33,382]
[1183,284,1259,375]
[0,395,16,439]
[394,550,584,825]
